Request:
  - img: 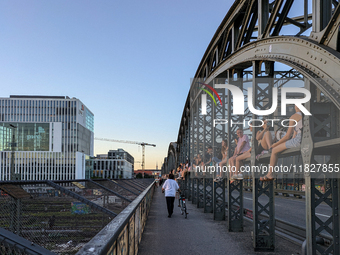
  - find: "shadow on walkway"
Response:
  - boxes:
[138,186,300,255]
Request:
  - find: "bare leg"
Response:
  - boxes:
[229,157,236,167]
[235,152,251,175]
[218,157,228,178]
[261,131,273,151]
[228,157,236,178]
[266,143,287,179]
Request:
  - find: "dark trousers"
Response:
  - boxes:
[166,196,175,216]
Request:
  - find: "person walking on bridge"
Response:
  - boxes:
[162,173,180,218]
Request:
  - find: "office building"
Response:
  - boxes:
[108,149,134,170]
[0,95,94,180]
[93,149,134,179]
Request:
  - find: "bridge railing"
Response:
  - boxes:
[76,180,155,255]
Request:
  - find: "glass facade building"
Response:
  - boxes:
[0,123,50,151]
[0,95,94,180]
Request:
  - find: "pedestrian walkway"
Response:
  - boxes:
[138,186,301,255]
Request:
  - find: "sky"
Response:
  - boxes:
[0,0,234,169]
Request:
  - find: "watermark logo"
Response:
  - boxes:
[200,84,311,116]
[197,82,223,114]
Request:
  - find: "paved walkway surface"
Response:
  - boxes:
[138,187,301,255]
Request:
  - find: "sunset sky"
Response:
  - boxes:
[0,0,309,169]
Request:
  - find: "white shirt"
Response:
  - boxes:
[162,179,179,197]
[237,134,251,153]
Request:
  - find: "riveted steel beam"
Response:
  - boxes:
[258,0,271,38]
[213,179,226,221]
[203,178,213,213]
[251,60,275,251]
[227,69,244,232]
[192,178,197,204]
[170,2,340,253]
[194,0,249,78]
[183,177,189,199]
[212,76,228,182]
[236,0,257,50]
[197,178,204,208]
[188,173,192,201]
[228,180,244,232]
[311,3,340,50]
[303,79,340,255]
[204,37,340,112]
[313,0,332,33]
[271,0,294,36]
[194,0,316,81]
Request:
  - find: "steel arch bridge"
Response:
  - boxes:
[163,1,340,254]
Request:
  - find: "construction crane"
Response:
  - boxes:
[94,137,156,171]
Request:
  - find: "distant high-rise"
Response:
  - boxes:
[0,95,94,180]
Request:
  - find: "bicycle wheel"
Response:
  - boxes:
[183,200,187,218]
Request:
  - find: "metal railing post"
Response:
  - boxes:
[213,179,226,220]
[203,178,213,213]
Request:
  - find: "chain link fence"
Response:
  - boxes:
[0,179,151,255]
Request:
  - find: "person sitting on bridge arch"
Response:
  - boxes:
[204,146,213,167]
[254,119,273,157]
[181,160,189,179]
[228,128,251,179]
[176,164,182,179]
[196,154,203,165]
[213,139,228,182]
[193,154,203,176]
[233,123,273,180]
[261,105,303,181]
[191,156,196,169]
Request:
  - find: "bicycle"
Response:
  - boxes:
[178,189,188,218]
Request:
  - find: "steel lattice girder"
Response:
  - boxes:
[204,37,340,110]
[302,78,340,255]
[197,178,204,208]
[192,178,197,204]
[203,178,213,213]
[227,180,244,232]
[248,60,275,251]
[187,174,191,201]
[213,180,226,221]
[169,1,340,253]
